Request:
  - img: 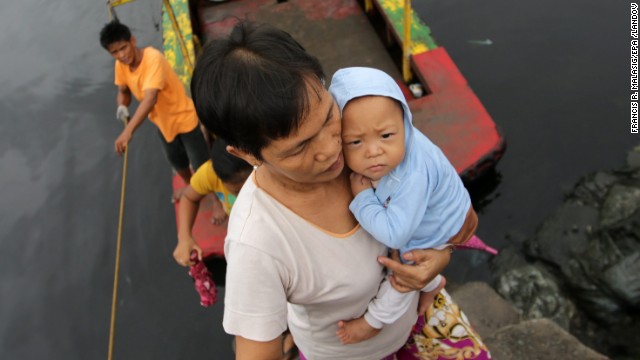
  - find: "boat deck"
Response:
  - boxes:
[196,0,504,179]
[197,0,402,81]
[179,0,505,257]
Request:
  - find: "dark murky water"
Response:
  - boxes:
[0,0,636,358]
[0,1,232,358]
[414,0,638,283]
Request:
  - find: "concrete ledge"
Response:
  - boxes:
[450,281,520,339]
[484,318,608,360]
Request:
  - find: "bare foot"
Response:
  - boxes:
[336,318,381,345]
[418,276,447,314]
[210,202,227,225]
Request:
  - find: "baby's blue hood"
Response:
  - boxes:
[329,67,414,148]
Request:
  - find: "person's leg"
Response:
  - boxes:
[158,131,192,200]
[180,125,210,172]
[389,288,492,360]
[338,274,425,344]
[175,168,192,183]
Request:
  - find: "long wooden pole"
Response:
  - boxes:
[402,0,412,83]
[107,117,129,360]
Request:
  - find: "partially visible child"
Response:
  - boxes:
[172,138,298,358]
[173,138,252,267]
[329,67,478,344]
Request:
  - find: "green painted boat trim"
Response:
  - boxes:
[162,0,196,94]
[376,0,437,54]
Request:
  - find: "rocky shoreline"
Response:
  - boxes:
[450,282,607,359]
[468,145,640,360]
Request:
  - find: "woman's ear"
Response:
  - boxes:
[226,145,259,167]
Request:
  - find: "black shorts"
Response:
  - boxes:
[158,125,209,172]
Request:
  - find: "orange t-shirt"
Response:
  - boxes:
[114,47,198,142]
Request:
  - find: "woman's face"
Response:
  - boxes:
[259,81,344,186]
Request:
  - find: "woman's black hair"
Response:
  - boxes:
[99,20,131,49]
[191,21,325,160]
[210,138,252,183]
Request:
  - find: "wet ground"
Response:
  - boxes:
[0,0,636,358]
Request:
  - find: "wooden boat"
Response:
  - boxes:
[162,0,505,258]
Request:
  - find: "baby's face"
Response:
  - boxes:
[341,96,405,181]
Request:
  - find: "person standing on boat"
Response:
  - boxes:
[99,20,209,199]
[191,21,491,360]
[329,67,477,344]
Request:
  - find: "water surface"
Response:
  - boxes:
[0,1,233,358]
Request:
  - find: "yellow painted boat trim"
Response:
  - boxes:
[162,0,196,93]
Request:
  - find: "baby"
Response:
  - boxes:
[329,67,476,344]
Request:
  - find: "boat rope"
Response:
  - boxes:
[163,0,194,74]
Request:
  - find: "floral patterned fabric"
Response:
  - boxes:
[299,288,491,360]
[387,289,491,360]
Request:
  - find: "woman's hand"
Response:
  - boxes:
[378,248,451,292]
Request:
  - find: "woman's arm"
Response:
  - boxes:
[378,206,477,290]
[235,335,283,360]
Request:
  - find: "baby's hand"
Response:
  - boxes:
[349,172,372,196]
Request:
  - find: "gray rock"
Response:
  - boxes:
[450,281,520,339]
[495,265,574,329]
[490,145,640,358]
[524,200,598,270]
[627,145,640,167]
[601,252,640,307]
[562,234,637,325]
[572,171,620,207]
[600,185,640,227]
[489,244,529,282]
[484,318,609,360]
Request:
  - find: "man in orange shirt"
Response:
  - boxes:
[100,20,208,197]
